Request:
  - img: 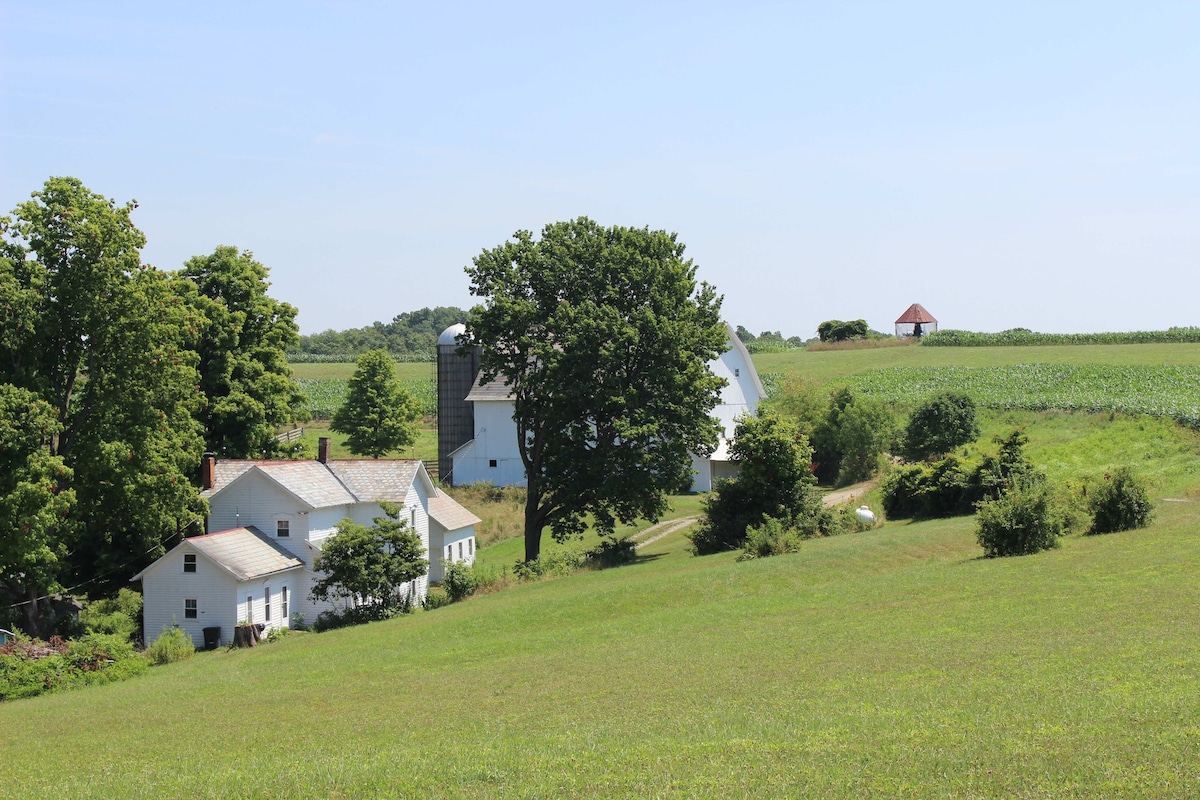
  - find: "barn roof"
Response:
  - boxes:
[895,303,938,324]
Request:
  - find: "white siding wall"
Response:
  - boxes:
[450,400,525,487]
[139,546,239,649]
[207,473,305,536]
[237,574,298,634]
[429,523,477,582]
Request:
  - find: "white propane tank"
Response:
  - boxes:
[855,505,876,525]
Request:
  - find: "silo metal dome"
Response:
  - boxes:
[438,323,467,346]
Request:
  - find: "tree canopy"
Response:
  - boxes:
[1,177,205,630]
[466,217,727,562]
[331,349,420,458]
[178,246,307,458]
[901,391,980,461]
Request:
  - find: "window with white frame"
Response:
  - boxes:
[246,595,253,622]
[468,538,474,556]
[183,553,196,573]
[457,541,463,559]
[276,519,290,537]
[264,586,271,621]
[184,599,198,619]
[281,587,289,620]
[446,545,453,563]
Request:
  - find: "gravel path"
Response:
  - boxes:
[632,480,880,551]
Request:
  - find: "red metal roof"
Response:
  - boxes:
[895,303,937,324]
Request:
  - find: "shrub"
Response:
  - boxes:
[585,537,638,568]
[692,412,817,554]
[144,626,196,665]
[79,588,143,641]
[738,517,804,560]
[0,634,147,701]
[512,549,585,580]
[1088,467,1154,534]
[313,598,415,632]
[975,477,1066,557]
[442,561,480,601]
[902,392,980,461]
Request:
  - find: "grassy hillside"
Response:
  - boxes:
[3,502,1198,798]
[5,342,1195,797]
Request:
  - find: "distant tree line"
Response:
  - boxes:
[291,306,468,360]
[734,326,805,352]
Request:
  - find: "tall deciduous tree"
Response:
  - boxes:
[331,349,419,458]
[0,177,204,625]
[178,246,306,458]
[0,385,74,635]
[466,217,727,562]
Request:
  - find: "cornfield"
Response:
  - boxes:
[850,364,1200,428]
[922,328,1200,347]
[297,378,437,420]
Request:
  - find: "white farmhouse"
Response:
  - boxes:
[441,322,765,492]
[134,439,480,648]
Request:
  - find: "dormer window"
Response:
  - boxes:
[276,520,290,538]
[183,554,196,573]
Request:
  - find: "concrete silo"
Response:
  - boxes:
[437,323,481,485]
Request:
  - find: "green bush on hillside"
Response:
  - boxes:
[975,476,1068,557]
[1088,467,1154,534]
[737,517,804,560]
[0,633,148,701]
[441,561,480,601]
[144,626,196,665]
[882,430,1036,519]
[901,391,980,461]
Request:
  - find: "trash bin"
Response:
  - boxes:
[202,626,221,650]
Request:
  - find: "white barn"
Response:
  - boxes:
[446,323,765,492]
[134,443,480,648]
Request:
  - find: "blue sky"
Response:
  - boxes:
[3,2,1197,337]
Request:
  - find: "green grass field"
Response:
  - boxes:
[3,344,1197,797]
[4,501,1198,797]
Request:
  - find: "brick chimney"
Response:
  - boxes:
[318,437,330,464]
[201,452,216,490]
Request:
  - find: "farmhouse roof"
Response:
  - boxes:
[132,526,303,583]
[428,490,483,529]
[895,303,938,324]
[202,459,425,506]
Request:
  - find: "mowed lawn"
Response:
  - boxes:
[4,503,1199,798]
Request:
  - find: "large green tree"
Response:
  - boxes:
[0,385,74,635]
[0,177,205,625]
[331,349,419,458]
[466,217,727,562]
[178,246,306,458]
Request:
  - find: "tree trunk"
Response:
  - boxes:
[21,587,43,639]
[523,492,544,563]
